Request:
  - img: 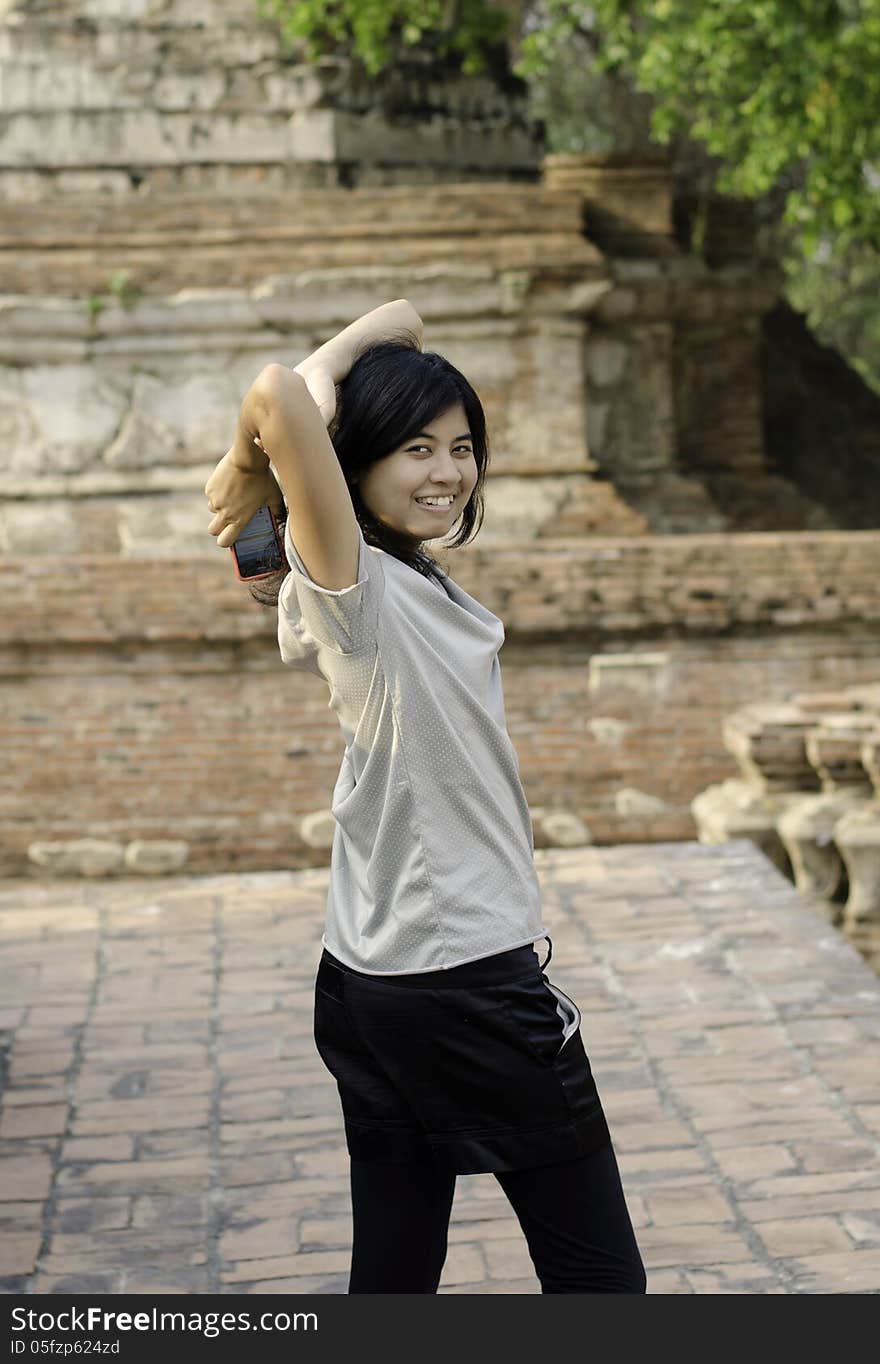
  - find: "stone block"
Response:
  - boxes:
[28,840,125,876]
[530,808,591,848]
[834,804,880,925]
[586,716,628,744]
[0,501,84,556]
[124,841,190,874]
[861,732,880,796]
[588,337,628,386]
[615,788,670,817]
[690,778,798,879]
[805,714,878,791]
[21,365,125,473]
[778,791,866,904]
[586,398,609,452]
[300,811,336,850]
[722,704,822,793]
[589,652,670,696]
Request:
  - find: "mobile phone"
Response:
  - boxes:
[230,504,286,581]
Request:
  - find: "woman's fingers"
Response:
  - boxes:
[217,522,240,549]
[206,447,281,548]
[207,507,242,547]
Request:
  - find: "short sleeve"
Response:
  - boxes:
[276,516,383,659]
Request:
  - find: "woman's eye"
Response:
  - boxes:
[407,445,473,455]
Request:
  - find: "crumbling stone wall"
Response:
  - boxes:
[4,531,879,877]
[0,0,543,200]
[1,0,873,877]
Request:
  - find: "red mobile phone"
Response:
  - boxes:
[230,504,286,581]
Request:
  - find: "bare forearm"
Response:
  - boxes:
[292,298,423,384]
[232,373,273,474]
[231,299,423,475]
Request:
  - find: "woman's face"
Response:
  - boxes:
[356,403,478,548]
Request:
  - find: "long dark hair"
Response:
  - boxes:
[246,336,490,606]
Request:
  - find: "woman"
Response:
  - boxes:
[204,299,646,1294]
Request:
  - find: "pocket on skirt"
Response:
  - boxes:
[498,973,582,1068]
[544,979,582,1048]
[315,957,345,1004]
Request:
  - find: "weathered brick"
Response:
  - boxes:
[55,1157,210,1196]
[642,1184,733,1227]
[221,1255,320,1284]
[775,1246,880,1293]
[0,1154,53,1202]
[0,1231,42,1275]
[710,1144,800,1181]
[234,1273,348,1293]
[635,1222,754,1267]
[223,1248,350,1278]
[839,1209,880,1246]
[130,1194,209,1229]
[644,1267,693,1294]
[1,838,879,1296]
[0,1104,68,1139]
[755,1216,853,1257]
[440,1242,491,1285]
[70,1097,211,1136]
[54,1198,131,1233]
[685,1264,787,1293]
[218,1217,298,1261]
[482,1237,535,1282]
[59,1135,135,1163]
[739,1186,880,1223]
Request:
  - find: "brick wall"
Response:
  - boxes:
[4,530,879,876]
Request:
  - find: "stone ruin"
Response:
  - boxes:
[692,684,880,969]
[0,0,837,561]
[3,0,880,883]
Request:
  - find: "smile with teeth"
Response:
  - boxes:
[415,494,456,508]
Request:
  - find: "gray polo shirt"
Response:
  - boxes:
[277,517,549,974]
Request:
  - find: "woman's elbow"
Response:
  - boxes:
[256,363,307,410]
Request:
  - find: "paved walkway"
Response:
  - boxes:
[1,839,879,1295]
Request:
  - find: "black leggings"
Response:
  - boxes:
[347,1139,647,1294]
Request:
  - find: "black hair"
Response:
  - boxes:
[245,336,489,607]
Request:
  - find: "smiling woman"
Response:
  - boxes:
[354,399,479,548]
[207,322,492,607]
[314,335,490,586]
[202,299,645,1297]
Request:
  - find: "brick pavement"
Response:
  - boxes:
[1,839,879,1295]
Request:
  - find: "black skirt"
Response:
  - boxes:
[313,937,611,1175]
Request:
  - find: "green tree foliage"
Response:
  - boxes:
[516,2,880,391]
[519,0,880,262]
[255,0,880,389]
[257,1,880,255]
[254,0,509,75]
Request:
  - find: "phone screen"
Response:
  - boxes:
[231,505,285,579]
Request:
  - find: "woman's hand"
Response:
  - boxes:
[204,445,285,550]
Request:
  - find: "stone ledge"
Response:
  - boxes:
[0,185,603,296]
[4,531,879,647]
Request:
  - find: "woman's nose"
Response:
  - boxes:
[431,454,459,479]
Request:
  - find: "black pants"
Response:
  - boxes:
[347,1139,647,1294]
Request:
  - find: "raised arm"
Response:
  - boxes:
[242,365,361,591]
[205,299,423,592]
[291,297,423,390]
